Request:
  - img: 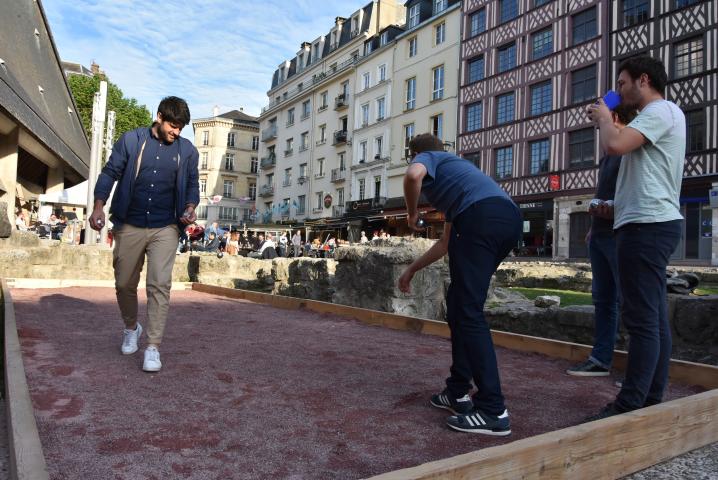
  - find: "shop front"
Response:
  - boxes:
[517,200,554,257]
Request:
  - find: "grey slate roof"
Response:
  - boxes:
[218,109,259,126]
[0,0,90,178]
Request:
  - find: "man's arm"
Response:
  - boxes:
[403,162,427,230]
[180,147,200,224]
[398,222,451,293]
[597,119,647,156]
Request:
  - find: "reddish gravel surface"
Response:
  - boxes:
[11,287,704,480]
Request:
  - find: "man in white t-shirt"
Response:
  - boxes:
[585,55,685,421]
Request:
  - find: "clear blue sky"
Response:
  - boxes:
[44,0,367,137]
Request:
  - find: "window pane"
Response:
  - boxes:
[571,64,597,104]
[572,7,597,45]
[685,110,705,152]
[674,37,704,77]
[623,0,649,27]
[532,27,553,59]
[495,146,513,179]
[530,139,550,174]
[500,0,518,23]
[498,42,516,72]
[530,81,552,115]
[496,92,515,124]
[470,9,487,37]
[569,128,595,167]
[466,102,482,131]
[468,56,485,83]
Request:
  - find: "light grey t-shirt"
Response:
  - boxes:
[613,99,685,229]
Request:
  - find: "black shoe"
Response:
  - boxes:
[430,389,474,415]
[446,409,511,436]
[583,402,623,423]
[566,359,610,377]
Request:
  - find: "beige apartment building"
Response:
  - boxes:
[258,0,464,239]
[257,0,405,226]
[192,108,259,228]
[386,0,461,204]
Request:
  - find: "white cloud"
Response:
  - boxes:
[43,0,365,139]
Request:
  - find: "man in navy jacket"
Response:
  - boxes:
[90,96,199,372]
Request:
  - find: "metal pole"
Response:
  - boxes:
[99,110,115,245]
[84,81,107,245]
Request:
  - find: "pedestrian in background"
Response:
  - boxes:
[567,104,637,378]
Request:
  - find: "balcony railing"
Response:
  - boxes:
[334,94,349,110]
[297,207,306,215]
[282,179,292,187]
[331,168,346,182]
[332,205,345,217]
[284,148,293,157]
[260,155,276,169]
[333,130,347,145]
[261,127,277,142]
[259,184,275,197]
[297,175,309,184]
[312,206,324,213]
[314,172,325,179]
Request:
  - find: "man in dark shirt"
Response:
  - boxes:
[567,105,637,377]
[90,96,199,373]
[399,134,521,435]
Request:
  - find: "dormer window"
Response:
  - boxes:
[433,0,447,14]
[408,4,420,28]
[364,40,373,55]
[380,31,389,46]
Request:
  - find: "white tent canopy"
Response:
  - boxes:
[38,180,88,206]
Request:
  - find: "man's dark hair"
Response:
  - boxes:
[613,104,638,125]
[618,55,668,95]
[157,96,191,126]
[409,133,445,156]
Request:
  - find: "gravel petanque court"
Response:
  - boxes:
[11,287,704,480]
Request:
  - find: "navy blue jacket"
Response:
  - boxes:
[94,127,199,228]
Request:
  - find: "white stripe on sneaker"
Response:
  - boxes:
[474,413,485,425]
[465,415,476,427]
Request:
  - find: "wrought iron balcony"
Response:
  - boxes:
[332,205,344,217]
[261,127,277,142]
[331,168,346,182]
[334,94,349,110]
[333,130,348,145]
[260,155,276,169]
[259,184,274,197]
[297,175,309,185]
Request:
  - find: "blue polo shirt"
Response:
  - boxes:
[412,151,511,222]
[125,129,180,228]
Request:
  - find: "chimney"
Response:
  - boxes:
[240,107,243,112]
[90,61,100,74]
[213,105,219,117]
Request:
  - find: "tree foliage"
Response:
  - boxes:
[67,74,153,145]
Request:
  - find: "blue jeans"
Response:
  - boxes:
[614,220,681,412]
[588,233,620,369]
[444,198,522,415]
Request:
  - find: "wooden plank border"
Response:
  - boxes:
[2,279,49,480]
[193,283,718,479]
[192,283,718,389]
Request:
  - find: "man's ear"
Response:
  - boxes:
[157,112,163,123]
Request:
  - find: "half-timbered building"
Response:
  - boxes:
[458,0,718,264]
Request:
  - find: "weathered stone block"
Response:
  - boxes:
[535,295,561,308]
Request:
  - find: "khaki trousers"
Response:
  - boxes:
[113,223,179,345]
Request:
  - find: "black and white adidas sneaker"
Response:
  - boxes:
[446,409,511,436]
[430,389,474,415]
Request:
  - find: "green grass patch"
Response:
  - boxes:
[508,287,593,307]
[694,285,718,296]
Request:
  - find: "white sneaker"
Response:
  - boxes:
[121,323,142,355]
[143,346,162,372]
